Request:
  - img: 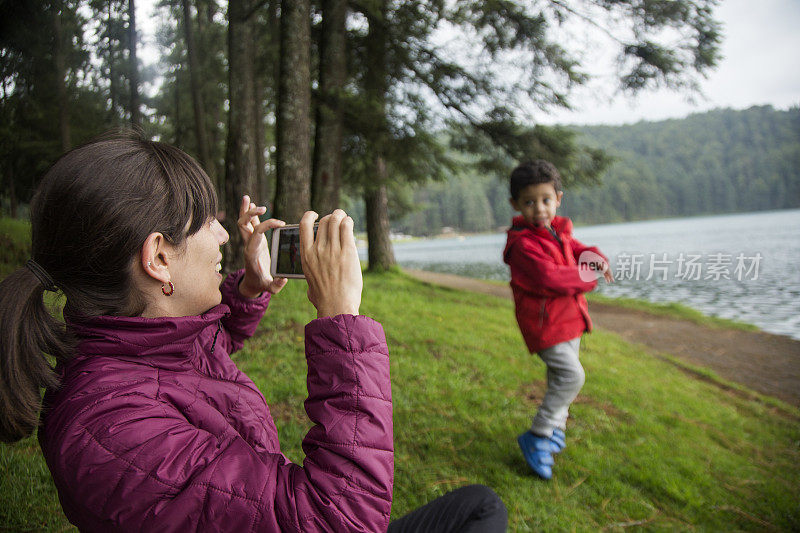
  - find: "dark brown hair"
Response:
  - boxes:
[509,160,563,199]
[0,132,217,442]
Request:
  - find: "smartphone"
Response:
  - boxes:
[269,223,318,279]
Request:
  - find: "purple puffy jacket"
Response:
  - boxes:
[38,270,393,532]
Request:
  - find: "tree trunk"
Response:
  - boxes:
[174,66,184,146]
[107,1,118,122]
[253,73,268,208]
[181,0,214,182]
[311,0,346,216]
[365,157,395,270]
[224,0,257,270]
[272,0,311,223]
[267,0,280,87]
[128,0,142,128]
[53,4,71,152]
[8,163,18,219]
[260,0,280,212]
[252,19,268,209]
[197,0,224,183]
[363,0,395,271]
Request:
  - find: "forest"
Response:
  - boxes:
[1,0,723,268]
[393,105,800,235]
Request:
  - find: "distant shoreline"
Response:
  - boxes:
[380,207,800,241]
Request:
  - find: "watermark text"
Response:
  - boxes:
[610,252,763,282]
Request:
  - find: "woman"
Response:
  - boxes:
[0,135,506,532]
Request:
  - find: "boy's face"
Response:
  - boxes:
[510,182,563,228]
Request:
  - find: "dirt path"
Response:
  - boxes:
[405,269,800,408]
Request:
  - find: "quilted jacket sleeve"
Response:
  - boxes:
[278,314,394,531]
[41,315,392,533]
[218,269,272,353]
[510,238,598,296]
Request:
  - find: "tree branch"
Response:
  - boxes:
[544,0,624,44]
[402,57,520,159]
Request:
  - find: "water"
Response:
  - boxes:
[377,209,800,340]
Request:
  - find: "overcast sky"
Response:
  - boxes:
[137,0,800,127]
[538,0,800,125]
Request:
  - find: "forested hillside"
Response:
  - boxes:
[562,105,800,224]
[393,105,800,235]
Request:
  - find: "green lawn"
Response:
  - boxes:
[1,219,798,531]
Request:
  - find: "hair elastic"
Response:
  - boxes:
[26,260,57,292]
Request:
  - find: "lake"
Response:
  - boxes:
[374,209,800,340]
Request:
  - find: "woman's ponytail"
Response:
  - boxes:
[0,267,72,442]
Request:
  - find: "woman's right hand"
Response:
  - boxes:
[300,210,363,318]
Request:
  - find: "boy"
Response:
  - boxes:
[503,160,613,480]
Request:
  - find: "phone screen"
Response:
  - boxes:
[272,224,318,278]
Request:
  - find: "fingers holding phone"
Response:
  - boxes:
[300,210,362,318]
[237,195,288,297]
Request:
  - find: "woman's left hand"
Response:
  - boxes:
[237,195,288,298]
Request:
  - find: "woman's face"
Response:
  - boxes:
[167,218,229,316]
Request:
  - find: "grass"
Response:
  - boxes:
[1,218,798,531]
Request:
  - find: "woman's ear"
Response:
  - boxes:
[141,232,171,284]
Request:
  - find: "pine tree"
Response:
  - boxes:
[311,0,347,216]
[224,0,258,267]
[273,0,312,223]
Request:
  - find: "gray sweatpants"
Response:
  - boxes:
[531,337,584,437]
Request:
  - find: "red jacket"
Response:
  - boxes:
[503,216,605,353]
[39,270,393,532]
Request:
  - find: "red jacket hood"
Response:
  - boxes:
[510,214,573,235]
[505,215,573,261]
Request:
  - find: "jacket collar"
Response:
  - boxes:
[66,304,231,358]
[511,215,572,236]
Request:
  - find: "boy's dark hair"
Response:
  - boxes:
[509,160,562,199]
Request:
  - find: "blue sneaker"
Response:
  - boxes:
[550,428,566,454]
[517,431,554,480]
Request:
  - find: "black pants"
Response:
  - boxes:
[387,484,508,533]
